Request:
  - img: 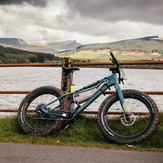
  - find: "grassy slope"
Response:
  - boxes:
[58,37,163,62]
[0,114,162,151]
[65,50,163,62]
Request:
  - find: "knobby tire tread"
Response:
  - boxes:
[97,89,159,144]
[18,86,68,136]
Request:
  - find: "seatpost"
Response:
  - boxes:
[69,71,75,93]
[70,71,73,85]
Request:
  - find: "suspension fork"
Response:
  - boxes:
[114,82,128,114]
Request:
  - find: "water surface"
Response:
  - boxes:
[0,67,162,115]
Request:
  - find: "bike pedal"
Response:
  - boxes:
[64,124,71,130]
[63,120,74,130]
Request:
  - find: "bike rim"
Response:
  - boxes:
[23,93,62,131]
[103,94,154,139]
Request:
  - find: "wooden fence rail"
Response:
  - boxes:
[0,60,163,67]
[0,91,163,95]
[0,63,60,67]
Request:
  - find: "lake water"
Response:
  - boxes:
[0,67,163,117]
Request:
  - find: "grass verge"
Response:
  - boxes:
[0,114,163,151]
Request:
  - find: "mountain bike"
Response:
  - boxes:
[18,51,159,144]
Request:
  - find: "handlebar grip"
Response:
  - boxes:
[110,51,116,62]
[110,51,116,60]
[109,51,120,67]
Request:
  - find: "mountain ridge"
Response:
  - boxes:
[0,38,81,54]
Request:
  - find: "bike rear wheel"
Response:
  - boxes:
[97,89,159,144]
[18,86,67,135]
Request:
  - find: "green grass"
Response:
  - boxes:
[0,114,163,151]
[58,49,163,63]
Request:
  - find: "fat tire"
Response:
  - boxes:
[97,89,159,144]
[18,86,67,135]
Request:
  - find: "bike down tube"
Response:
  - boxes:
[73,74,119,117]
[73,85,108,117]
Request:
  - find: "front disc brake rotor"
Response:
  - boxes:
[120,113,136,126]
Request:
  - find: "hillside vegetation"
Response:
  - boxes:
[0,38,82,64]
[0,44,62,64]
[58,36,163,62]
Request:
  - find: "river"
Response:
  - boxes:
[0,67,163,117]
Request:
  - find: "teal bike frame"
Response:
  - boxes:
[40,72,127,119]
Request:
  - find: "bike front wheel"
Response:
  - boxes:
[18,86,67,135]
[97,89,159,144]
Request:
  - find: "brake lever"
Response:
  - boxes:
[119,78,127,84]
[121,78,124,84]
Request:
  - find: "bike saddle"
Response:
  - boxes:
[62,67,80,72]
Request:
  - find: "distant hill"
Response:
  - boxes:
[76,36,163,52]
[57,36,163,61]
[39,40,81,50]
[0,38,81,54]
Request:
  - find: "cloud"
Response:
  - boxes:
[0,0,47,7]
[0,0,163,44]
[67,0,163,25]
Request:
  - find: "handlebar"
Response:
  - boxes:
[109,51,124,84]
[110,51,116,62]
[110,51,120,67]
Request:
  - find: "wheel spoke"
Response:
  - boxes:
[18,86,66,135]
[98,90,159,144]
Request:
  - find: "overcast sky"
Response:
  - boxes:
[0,0,163,44]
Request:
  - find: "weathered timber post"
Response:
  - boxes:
[61,57,73,111]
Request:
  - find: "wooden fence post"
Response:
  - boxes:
[61,57,73,111]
